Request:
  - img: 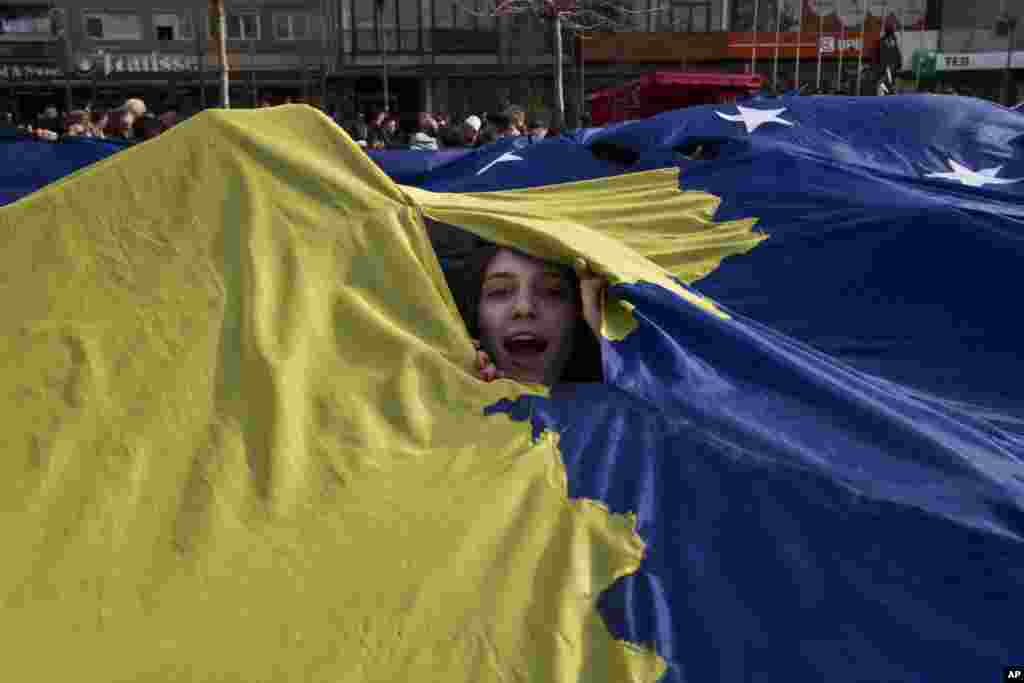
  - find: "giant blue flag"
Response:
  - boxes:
[3,103,1023,683]
[0,131,127,206]
[373,95,1024,428]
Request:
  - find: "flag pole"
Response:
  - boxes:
[855,0,866,94]
[751,0,761,75]
[773,0,784,91]
[816,1,824,90]
[795,0,804,91]
[837,3,846,92]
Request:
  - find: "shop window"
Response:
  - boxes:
[0,11,51,38]
[153,10,194,41]
[658,1,711,32]
[83,11,143,40]
[222,11,260,41]
[274,12,313,40]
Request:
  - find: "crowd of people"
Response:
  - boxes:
[5,86,1020,149]
[3,98,557,151]
[6,98,182,143]
[337,105,555,151]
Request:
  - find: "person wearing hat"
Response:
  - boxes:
[485,112,519,138]
[462,115,481,146]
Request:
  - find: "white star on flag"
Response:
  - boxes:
[716,106,794,133]
[925,160,1024,188]
[476,152,523,176]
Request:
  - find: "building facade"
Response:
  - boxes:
[1,0,1019,123]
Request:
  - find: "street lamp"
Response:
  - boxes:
[996,11,1018,107]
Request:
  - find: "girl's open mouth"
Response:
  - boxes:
[503,334,549,356]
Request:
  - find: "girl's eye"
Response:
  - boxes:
[485,288,511,299]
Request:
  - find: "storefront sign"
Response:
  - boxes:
[0,64,62,81]
[726,31,876,59]
[818,36,863,53]
[75,52,199,77]
[936,51,1024,71]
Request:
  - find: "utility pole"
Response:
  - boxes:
[997,11,1019,107]
[795,0,803,91]
[210,0,230,107]
[855,0,866,95]
[772,0,783,91]
[49,6,73,113]
[196,1,207,108]
[751,0,760,73]
[376,0,389,112]
[553,12,565,127]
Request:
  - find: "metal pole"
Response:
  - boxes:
[816,3,824,89]
[249,35,256,106]
[773,0,784,91]
[554,12,565,128]
[196,1,207,108]
[1002,15,1018,106]
[915,3,924,91]
[753,0,761,73]
[856,0,866,94]
[795,0,803,90]
[837,2,845,92]
[211,0,229,107]
[376,0,389,112]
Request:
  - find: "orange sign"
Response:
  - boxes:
[726,31,881,60]
[580,32,729,64]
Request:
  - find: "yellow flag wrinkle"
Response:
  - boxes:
[0,105,676,682]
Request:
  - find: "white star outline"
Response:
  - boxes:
[716,105,795,134]
[476,151,524,176]
[925,159,1024,188]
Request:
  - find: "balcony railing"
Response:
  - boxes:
[350,27,499,55]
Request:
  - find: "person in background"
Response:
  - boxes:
[505,104,526,135]
[132,113,166,142]
[526,118,548,141]
[475,125,499,147]
[485,112,519,139]
[36,105,60,134]
[89,109,108,138]
[343,119,370,148]
[63,110,91,137]
[104,108,135,140]
[437,124,468,148]
[123,98,147,119]
[158,107,179,129]
[407,112,440,151]
[462,115,481,146]
[366,109,387,139]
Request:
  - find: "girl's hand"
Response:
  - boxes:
[574,258,608,337]
[473,339,502,382]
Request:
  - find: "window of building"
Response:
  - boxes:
[83,11,143,40]
[153,10,194,41]
[659,0,711,32]
[221,10,260,41]
[0,11,51,37]
[273,12,313,40]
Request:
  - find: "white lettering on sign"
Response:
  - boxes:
[819,36,863,53]
[936,51,1024,71]
[0,64,62,80]
[76,51,198,77]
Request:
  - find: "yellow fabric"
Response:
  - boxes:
[0,105,759,681]
[414,168,766,286]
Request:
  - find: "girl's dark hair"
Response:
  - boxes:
[454,243,603,384]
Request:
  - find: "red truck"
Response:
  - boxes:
[588,71,764,125]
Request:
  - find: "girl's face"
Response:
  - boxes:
[477,249,577,385]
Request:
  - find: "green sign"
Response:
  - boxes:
[911,49,938,79]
